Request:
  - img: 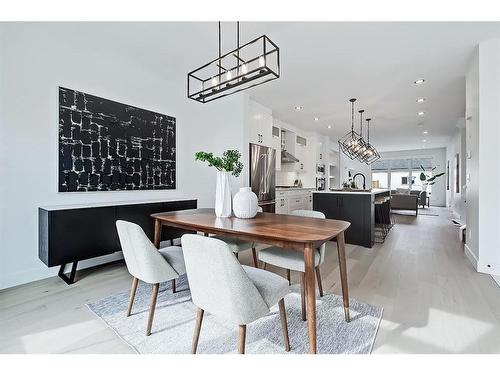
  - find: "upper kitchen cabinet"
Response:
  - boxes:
[246,99,273,147]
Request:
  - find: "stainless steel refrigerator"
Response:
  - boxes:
[249,143,276,213]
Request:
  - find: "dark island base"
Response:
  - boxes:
[313,191,390,248]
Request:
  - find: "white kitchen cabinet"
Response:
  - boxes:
[275,190,288,214]
[275,189,315,214]
[247,100,273,147]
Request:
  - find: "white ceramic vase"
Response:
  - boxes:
[233,187,258,219]
[215,171,232,218]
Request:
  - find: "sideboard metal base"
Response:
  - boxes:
[58,261,78,285]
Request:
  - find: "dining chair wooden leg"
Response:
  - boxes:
[304,243,317,354]
[146,283,160,336]
[126,277,138,317]
[172,279,176,293]
[191,308,204,354]
[278,299,291,352]
[315,266,324,297]
[238,325,247,354]
[336,231,350,322]
[286,269,291,285]
[252,247,258,268]
[300,272,307,321]
[262,262,267,270]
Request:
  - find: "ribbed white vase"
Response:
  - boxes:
[215,171,232,218]
[233,187,258,219]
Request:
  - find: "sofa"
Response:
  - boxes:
[390,191,419,215]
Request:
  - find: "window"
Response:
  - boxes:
[390,171,411,190]
[372,157,434,192]
[372,172,388,188]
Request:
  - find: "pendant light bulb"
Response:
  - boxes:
[259,56,265,67]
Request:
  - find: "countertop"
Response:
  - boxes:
[276,187,316,191]
[39,197,198,211]
[313,188,390,195]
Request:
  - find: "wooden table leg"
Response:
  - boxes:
[304,242,317,354]
[154,218,162,249]
[336,231,350,322]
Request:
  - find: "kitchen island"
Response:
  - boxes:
[313,189,390,248]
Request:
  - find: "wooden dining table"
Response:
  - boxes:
[151,208,351,354]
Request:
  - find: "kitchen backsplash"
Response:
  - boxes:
[277,171,299,186]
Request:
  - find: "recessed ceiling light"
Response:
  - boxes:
[414,79,425,85]
[314,117,319,121]
[416,97,426,103]
[418,111,425,116]
[327,125,332,129]
[423,130,428,134]
[294,106,303,111]
[423,139,427,142]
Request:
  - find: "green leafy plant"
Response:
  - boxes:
[419,164,445,186]
[195,150,243,177]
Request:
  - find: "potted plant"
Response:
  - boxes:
[195,150,243,217]
[419,164,445,192]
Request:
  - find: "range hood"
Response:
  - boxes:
[280,129,300,163]
[281,150,299,163]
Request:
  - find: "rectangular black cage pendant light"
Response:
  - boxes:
[338,98,364,160]
[359,118,380,165]
[188,22,280,103]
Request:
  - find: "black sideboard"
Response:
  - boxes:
[39,199,197,284]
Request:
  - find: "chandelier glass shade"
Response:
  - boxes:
[338,98,364,160]
[188,22,280,103]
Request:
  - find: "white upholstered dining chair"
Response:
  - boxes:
[211,206,263,267]
[258,209,327,321]
[181,234,291,354]
[116,220,186,336]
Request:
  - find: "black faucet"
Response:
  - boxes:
[352,173,366,190]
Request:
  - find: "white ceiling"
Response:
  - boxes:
[39,22,500,151]
[242,22,500,151]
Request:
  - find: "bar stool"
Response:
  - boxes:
[374,197,391,243]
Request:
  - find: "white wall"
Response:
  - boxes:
[377,148,447,206]
[339,151,372,189]
[0,24,246,289]
[446,121,466,221]
[464,39,500,276]
[465,48,480,262]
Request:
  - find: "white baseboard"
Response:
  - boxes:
[0,252,124,290]
[464,243,478,269]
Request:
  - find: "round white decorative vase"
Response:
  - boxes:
[233,187,258,219]
[215,171,232,218]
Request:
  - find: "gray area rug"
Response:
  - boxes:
[87,275,382,354]
[392,208,439,217]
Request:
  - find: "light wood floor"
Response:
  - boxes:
[1,207,500,354]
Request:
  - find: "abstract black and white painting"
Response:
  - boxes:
[58,87,176,192]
